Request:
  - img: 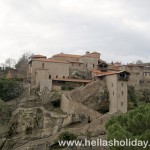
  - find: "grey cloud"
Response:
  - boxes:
[0,0,150,64]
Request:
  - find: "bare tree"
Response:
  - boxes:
[15,52,33,77]
[0,63,6,70]
[5,58,16,68]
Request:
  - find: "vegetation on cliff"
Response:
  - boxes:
[0,99,12,126]
[105,104,150,150]
[0,79,24,101]
[128,86,137,110]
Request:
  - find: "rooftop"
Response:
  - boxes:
[31,58,68,63]
[31,55,46,58]
[53,53,81,58]
[91,69,130,77]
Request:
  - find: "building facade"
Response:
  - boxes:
[28,52,130,113]
[120,63,150,90]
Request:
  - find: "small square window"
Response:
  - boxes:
[121,102,123,106]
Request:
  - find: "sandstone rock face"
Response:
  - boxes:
[0,82,119,150]
[69,81,109,112]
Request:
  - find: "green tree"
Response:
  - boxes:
[0,79,24,101]
[105,104,150,150]
[128,86,137,110]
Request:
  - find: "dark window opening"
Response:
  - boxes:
[56,75,58,78]
[113,92,114,95]
[42,63,44,68]
[122,91,124,95]
[93,64,95,68]
[49,75,51,79]
[121,102,123,106]
[63,76,65,78]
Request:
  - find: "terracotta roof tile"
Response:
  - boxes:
[31,55,46,58]
[81,54,100,58]
[91,69,122,77]
[31,58,68,63]
[53,53,81,58]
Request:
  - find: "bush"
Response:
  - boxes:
[0,79,24,101]
[59,131,77,141]
[128,86,137,110]
[0,99,12,125]
[61,83,74,91]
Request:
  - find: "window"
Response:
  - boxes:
[122,91,124,95]
[86,64,88,67]
[63,76,65,78]
[49,75,51,79]
[42,63,44,68]
[113,92,114,95]
[121,102,123,106]
[93,64,95,68]
[56,75,58,78]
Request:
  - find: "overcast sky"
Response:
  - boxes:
[0,0,150,64]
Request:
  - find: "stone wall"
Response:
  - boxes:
[61,94,101,121]
[105,74,128,113]
[30,60,70,86]
[79,56,99,70]
[69,81,105,103]
[40,80,52,92]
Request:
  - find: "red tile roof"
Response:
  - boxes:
[53,53,81,58]
[91,69,123,77]
[31,55,46,58]
[81,53,100,58]
[31,58,68,63]
[91,52,100,54]
[52,78,92,83]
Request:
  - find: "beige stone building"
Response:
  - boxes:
[92,69,130,113]
[120,63,150,90]
[28,51,102,87]
[28,52,130,113]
